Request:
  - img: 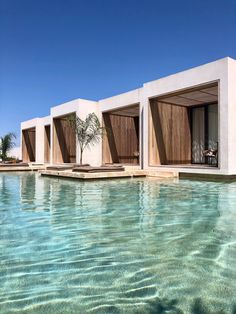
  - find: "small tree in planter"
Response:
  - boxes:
[67,113,104,165]
[0,133,16,162]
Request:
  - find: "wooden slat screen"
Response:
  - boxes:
[22,128,36,162]
[103,114,139,164]
[44,125,51,163]
[149,100,191,165]
[53,115,76,163]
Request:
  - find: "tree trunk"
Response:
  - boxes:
[80,148,83,165]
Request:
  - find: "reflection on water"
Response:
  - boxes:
[0,172,236,313]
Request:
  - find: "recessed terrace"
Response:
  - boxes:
[149,82,218,167]
[102,104,140,165]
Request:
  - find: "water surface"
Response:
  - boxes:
[0,173,236,313]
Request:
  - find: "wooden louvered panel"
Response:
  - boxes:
[53,114,76,163]
[149,100,191,165]
[22,128,36,162]
[103,113,139,165]
[44,125,51,163]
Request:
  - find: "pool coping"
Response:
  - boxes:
[0,166,45,172]
[39,169,178,180]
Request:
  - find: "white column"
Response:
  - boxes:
[227,59,236,174]
[35,120,45,163]
[140,89,149,170]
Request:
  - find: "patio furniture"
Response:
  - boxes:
[203,149,218,165]
[73,166,125,173]
[0,162,29,167]
[46,165,74,171]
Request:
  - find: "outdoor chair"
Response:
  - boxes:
[203,149,218,166]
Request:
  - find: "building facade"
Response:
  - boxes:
[21,57,236,175]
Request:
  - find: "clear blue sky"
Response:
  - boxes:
[0,0,236,145]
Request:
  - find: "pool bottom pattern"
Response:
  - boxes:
[0,173,236,313]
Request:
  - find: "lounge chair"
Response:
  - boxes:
[72,165,125,173]
[46,165,74,171]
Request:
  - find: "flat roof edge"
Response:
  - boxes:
[51,98,97,110]
[143,57,233,87]
[99,88,142,103]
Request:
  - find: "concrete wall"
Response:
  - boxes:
[227,58,236,174]
[21,116,51,163]
[99,89,142,167]
[142,57,230,173]
[21,118,42,163]
[99,89,141,112]
[50,99,101,166]
[76,99,101,166]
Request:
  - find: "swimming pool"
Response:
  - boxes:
[0,172,235,313]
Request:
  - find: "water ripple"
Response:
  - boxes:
[0,173,236,313]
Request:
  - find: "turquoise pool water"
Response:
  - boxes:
[0,173,236,313]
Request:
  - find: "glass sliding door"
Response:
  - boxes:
[208,104,218,151]
[191,107,205,163]
[191,104,218,165]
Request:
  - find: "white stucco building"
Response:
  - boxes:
[21,57,236,176]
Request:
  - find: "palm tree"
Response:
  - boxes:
[0,133,16,161]
[67,113,104,165]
